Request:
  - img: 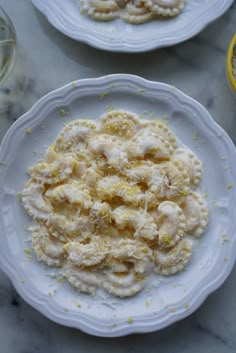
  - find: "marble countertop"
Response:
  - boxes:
[0,0,236,352]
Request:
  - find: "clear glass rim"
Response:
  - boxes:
[0,6,17,86]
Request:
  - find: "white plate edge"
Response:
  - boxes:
[31,0,234,52]
[0,74,236,336]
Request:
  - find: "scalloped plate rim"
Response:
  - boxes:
[31,0,234,52]
[0,74,236,337]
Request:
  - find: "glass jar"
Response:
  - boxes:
[0,6,16,85]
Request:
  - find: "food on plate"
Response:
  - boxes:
[22,110,208,297]
[79,0,187,24]
[144,0,186,17]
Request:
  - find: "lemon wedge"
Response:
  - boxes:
[226,34,236,93]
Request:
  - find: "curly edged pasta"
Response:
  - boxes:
[121,1,155,25]
[127,129,176,160]
[32,225,65,267]
[182,192,209,238]
[171,148,203,187]
[80,0,120,21]
[79,0,187,23]
[154,238,192,275]
[155,201,186,249]
[64,238,107,267]
[64,265,102,294]
[22,179,53,222]
[99,110,141,138]
[144,0,187,17]
[22,110,208,297]
[102,239,154,296]
[54,119,96,153]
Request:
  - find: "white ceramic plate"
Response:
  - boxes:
[0,74,236,337]
[32,0,234,52]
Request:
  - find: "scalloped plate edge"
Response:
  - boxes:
[0,74,236,336]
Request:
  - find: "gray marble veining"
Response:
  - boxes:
[0,0,236,352]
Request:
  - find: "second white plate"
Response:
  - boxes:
[32,0,234,52]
